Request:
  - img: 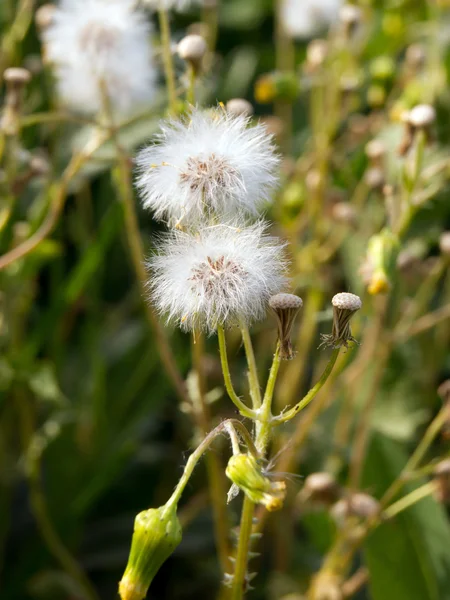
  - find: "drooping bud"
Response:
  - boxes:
[177,34,207,74]
[433,459,450,504]
[269,293,303,360]
[320,293,362,350]
[331,493,380,527]
[361,229,400,295]
[226,453,286,511]
[119,505,182,600]
[299,472,340,506]
[226,98,254,118]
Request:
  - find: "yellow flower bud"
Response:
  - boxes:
[226,453,286,511]
[119,505,182,600]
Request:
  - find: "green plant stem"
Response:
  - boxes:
[383,481,437,519]
[165,419,257,510]
[230,496,255,600]
[102,89,189,407]
[273,348,340,424]
[381,403,450,506]
[29,467,100,600]
[192,331,231,573]
[187,64,196,105]
[158,7,177,114]
[230,346,281,598]
[255,343,281,452]
[217,326,257,419]
[0,134,104,270]
[240,323,262,409]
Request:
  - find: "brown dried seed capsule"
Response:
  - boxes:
[332,202,357,225]
[331,493,379,525]
[405,44,426,70]
[364,166,385,190]
[226,98,254,118]
[365,139,386,162]
[3,68,31,86]
[321,293,362,349]
[439,232,450,256]
[270,293,303,360]
[301,472,340,505]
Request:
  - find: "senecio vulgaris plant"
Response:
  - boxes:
[118,105,362,600]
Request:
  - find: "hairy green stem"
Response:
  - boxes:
[230,497,255,600]
[240,323,262,409]
[273,348,340,424]
[217,326,257,419]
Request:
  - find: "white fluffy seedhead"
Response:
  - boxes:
[136,107,280,227]
[149,221,288,333]
[280,0,342,39]
[44,0,157,114]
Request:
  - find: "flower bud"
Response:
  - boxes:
[365,139,386,165]
[177,34,207,74]
[226,453,286,511]
[119,505,182,600]
[255,72,300,104]
[320,292,362,349]
[362,229,400,295]
[226,98,254,118]
[269,293,303,360]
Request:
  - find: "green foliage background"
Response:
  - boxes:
[1,0,450,599]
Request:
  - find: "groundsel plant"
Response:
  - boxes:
[43,0,157,114]
[136,107,280,226]
[119,102,362,600]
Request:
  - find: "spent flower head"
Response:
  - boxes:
[136,106,280,227]
[149,221,287,333]
[320,292,362,349]
[269,293,303,360]
[280,0,342,39]
[44,0,157,114]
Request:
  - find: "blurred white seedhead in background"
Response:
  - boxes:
[43,0,157,114]
[148,221,287,333]
[136,107,280,227]
[280,0,342,40]
[141,0,201,11]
